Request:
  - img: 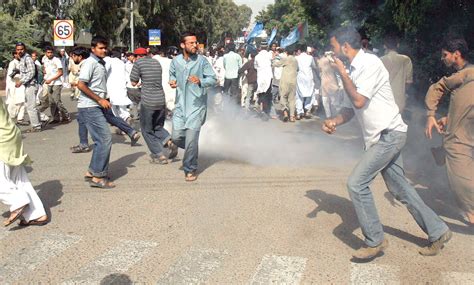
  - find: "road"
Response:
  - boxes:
[1,90,472,284]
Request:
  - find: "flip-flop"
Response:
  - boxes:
[89,179,116,189]
[185,172,198,182]
[19,218,48,227]
[4,205,27,227]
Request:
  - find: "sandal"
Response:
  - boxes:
[4,205,27,227]
[19,216,48,227]
[89,179,115,189]
[289,116,296,122]
[185,172,198,182]
[71,145,91,153]
[150,155,168,165]
[24,127,42,133]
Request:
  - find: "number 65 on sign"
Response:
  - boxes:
[54,20,74,46]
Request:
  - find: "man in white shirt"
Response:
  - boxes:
[152,47,176,111]
[41,46,70,123]
[223,44,243,104]
[322,26,450,260]
[296,46,318,119]
[254,47,273,119]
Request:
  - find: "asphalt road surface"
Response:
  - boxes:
[1,90,472,284]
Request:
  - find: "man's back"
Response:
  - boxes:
[223,51,242,79]
[130,57,165,110]
[381,51,413,111]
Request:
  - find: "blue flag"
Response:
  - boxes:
[268,27,277,45]
[280,26,300,49]
[247,22,264,44]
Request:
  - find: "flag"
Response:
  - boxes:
[280,26,300,48]
[246,22,264,44]
[268,27,278,45]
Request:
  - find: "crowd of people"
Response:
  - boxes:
[1,27,472,261]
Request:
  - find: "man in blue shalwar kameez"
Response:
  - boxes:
[169,32,217,181]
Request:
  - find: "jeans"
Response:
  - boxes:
[172,128,200,174]
[140,105,170,157]
[127,88,141,121]
[24,84,41,128]
[102,107,136,138]
[77,110,89,147]
[79,107,112,178]
[347,130,448,247]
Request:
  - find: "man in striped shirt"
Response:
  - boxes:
[130,47,177,164]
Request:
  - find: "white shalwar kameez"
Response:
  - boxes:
[296,52,316,115]
[153,55,176,111]
[5,59,26,120]
[254,50,273,94]
[105,57,132,121]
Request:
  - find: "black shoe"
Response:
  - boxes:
[168,141,178,159]
[131,132,140,146]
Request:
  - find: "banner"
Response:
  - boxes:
[53,20,74,46]
[268,27,278,45]
[280,26,300,49]
[246,22,264,44]
[280,22,308,48]
[148,29,161,46]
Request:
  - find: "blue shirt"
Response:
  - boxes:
[78,54,107,108]
[169,54,217,130]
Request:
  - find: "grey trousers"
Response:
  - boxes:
[24,84,41,128]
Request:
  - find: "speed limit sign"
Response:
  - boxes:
[53,20,74,46]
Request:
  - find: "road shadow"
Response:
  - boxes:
[196,153,225,175]
[100,273,133,285]
[109,151,146,180]
[305,189,364,250]
[305,189,435,250]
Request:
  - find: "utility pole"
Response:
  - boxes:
[130,0,134,51]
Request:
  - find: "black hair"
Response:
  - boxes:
[91,35,108,48]
[383,34,399,50]
[441,37,469,58]
[71,46,89,58]
[149,46,160,55]
[44,46,54,52]
[15,42,26,48]
[180,32,197,43]
[110,50,121,58]
[331,26,362,49]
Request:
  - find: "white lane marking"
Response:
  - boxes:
[442,271,474,284]
[62,239,157,284]
[156,248,226,284]
[250,255,307,285]
[0,233,81,284]
[350,263,400,285]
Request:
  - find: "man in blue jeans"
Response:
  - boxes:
[70,47,140,154]
[76,36,115,189]
[322,26,451,260]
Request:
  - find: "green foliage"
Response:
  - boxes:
[0,0,253,55]
[0,9,45,67]
[297,0,474,97]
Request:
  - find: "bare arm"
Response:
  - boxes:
[77,81,111,109]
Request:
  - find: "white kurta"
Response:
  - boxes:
[254,50,273,94]
[153,55,176,110]
[0,162,46,223]
[105,57,132,106]
[5,59,25,106]
[296,53,315,98]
